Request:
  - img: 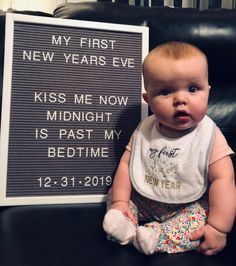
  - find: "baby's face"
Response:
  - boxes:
[143,54,210,133]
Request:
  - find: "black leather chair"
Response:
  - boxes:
[0,3,235,266]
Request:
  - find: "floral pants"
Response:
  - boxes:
[107,189,209,253]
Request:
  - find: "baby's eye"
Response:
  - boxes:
[188,86,199,93]
[159,88,172,96]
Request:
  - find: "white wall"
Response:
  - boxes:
[0,0,12,11]
[0,0,99,13]
[0,0,67,13]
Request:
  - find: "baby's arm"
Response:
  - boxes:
[190,155,235,255]
[110,150,137,224]
[208,156,235,234]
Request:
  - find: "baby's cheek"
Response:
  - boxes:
[194,108,208,122]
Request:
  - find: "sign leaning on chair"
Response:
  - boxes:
[0,13,148,205]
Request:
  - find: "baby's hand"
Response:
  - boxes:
[110,201,138,225]
[189,224,227,256]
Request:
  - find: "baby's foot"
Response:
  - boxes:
[103,209,136,245]
[134,222,160,255]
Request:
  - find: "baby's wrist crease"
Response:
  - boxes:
[208,223,229,234]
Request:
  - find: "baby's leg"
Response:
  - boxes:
[134,200,208,254]
[157,200,208,253]
[103,189,138,245]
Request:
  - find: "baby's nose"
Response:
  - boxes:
[173,92,187,106]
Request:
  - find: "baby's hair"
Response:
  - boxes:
[142,41,208,88]
[149,41,207,60]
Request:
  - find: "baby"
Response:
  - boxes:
[103,42,235,256]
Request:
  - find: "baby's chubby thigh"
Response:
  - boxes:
[157,200,209,253]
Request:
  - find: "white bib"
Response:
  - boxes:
[130,115,215,204]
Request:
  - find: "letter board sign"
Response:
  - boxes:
[0,13,148,205]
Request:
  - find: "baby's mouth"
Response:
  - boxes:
[174,111,190,122]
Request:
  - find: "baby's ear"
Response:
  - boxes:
[142,92,148,103]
